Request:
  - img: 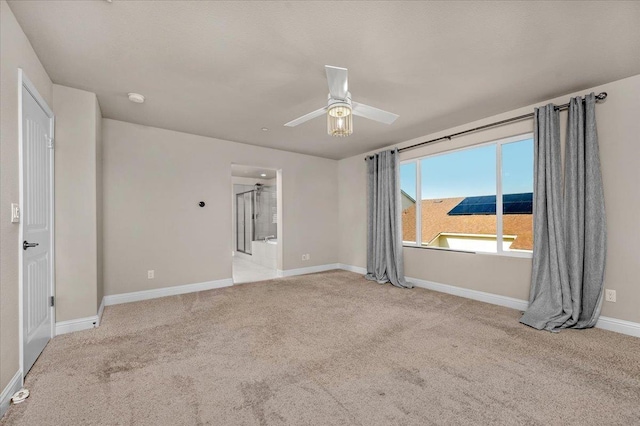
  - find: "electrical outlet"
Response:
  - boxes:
[148,270,155,279]
[301,254,310,261]
[605,289,616,303]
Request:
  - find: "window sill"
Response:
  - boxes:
[402,245,475,254]
[402,244,533,259]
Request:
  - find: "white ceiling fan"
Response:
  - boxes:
[284,65,399,137]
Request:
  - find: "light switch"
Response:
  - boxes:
[11,203,20,223]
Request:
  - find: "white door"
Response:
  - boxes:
[21,73,55,375]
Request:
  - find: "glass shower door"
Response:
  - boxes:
[236,191,254,255]
[244,192,253,253]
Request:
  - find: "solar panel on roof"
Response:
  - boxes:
[447,193,533,216]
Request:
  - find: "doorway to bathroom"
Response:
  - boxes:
[231,165,281,284]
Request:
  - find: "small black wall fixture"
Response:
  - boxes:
[199,201,206,207]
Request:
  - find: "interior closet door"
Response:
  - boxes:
[21,77,55,375]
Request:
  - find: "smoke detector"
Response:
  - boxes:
[128,93,145,103]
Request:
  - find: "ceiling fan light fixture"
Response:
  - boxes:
[327,104,352,137]
[284,66,397,134]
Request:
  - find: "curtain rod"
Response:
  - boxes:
[364,92,607,159]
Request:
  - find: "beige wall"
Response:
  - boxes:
[102,119,338,296]
[52,85,102,321]
[0,0,53,394]
[339,74,640,324]
[96,98,104,310]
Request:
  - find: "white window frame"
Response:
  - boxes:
[400,132,534,258]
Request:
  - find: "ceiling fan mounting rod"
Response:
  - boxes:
[328,92,351,107]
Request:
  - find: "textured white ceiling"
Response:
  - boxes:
[8,1,640,159]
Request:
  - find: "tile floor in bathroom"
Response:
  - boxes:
[232,256,279,284]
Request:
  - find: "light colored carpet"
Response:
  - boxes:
[2,270,639,425]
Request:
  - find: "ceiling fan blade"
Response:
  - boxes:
[352,102,399,125]
[325,65,348,100]
[284,107,327,127]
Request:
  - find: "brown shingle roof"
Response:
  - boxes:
[402,197,533,250]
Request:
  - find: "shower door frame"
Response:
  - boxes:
[236,190,255,255]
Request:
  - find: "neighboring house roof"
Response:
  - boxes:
[401,190,416,204]
[402,196,533,250]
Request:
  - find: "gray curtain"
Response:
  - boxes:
[520,94,606,331]
[520,104,568,330]
[564,93,607,328]
[365,149,412,288]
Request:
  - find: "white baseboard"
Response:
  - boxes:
[104,278,233,306]
[338,263,367,275]
[337,264,640,339]
[1,370,22,418]
[55,315,99,335]
[54,298,105,336]
[97,297,105,326]
[596,316,640,338]
[102,265,338,308]
[280,263,340,277]
[408,276,530,312]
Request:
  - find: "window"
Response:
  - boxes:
[400,162,417,243]
[400,134,534,256]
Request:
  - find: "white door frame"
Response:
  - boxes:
[229,165,284,280]
[18,68,56,384]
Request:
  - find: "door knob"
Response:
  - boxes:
[23,241,39,250]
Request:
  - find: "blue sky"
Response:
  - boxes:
[400,138,533,200]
